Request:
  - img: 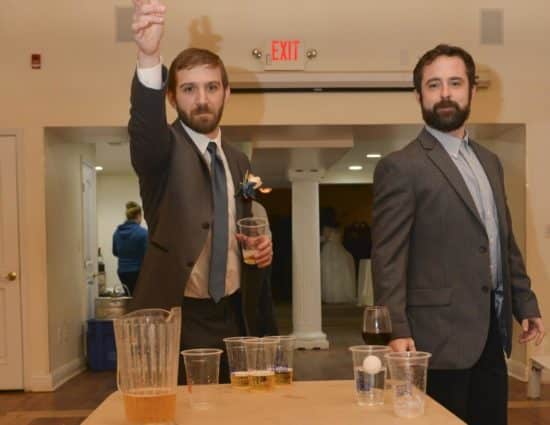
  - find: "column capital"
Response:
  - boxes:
[288,168,325,182]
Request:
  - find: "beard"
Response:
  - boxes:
[421,98,471,133]
[177,98,225,135]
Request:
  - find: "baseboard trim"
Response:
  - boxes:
[507,358,528,382]
[51,357,86,390]
[28,357,86,392]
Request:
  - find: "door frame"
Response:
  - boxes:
[81,160,97,320]
[0,129,25,389]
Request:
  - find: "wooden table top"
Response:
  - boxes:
[82,380,465,425]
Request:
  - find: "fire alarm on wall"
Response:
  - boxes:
[31,54,41,69]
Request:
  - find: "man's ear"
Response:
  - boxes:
[414,90,421,105]
[167,91,176,109]
[224,86,231,105]
[470,84,477,100]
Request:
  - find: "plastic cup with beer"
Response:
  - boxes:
[223,336,259,388]
[264,335,296,385]
[349,345,390,406]
[385,351,432,418]
[113,307,181,425]
[236,217,269,265]
[181,348,223,410]
[242,338,278,391]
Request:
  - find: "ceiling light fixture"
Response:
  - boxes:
[348,165,363,171]
[95,166,104,171]
[366,153,382,159]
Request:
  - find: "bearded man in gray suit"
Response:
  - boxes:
[372,44,544,425]
[128,0,277,383]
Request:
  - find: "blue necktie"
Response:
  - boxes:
[206,142,228,303]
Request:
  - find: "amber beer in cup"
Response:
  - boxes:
[224,336,259,388]
[243,338,277,391]
[264,335,296,385]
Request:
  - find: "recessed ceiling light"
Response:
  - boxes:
[366,153,382,159]
[348,165,363,171]
[95,166,104,171]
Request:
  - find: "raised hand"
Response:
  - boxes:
[132,0,166,65]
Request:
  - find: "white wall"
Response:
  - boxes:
[97,174,143,293]
[44,134,95,384]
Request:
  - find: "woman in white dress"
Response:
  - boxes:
[321,227,356,303]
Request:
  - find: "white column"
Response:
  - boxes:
[289,169,329,349]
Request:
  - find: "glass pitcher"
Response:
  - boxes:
[113,307,181,425]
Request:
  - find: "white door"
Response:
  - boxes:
[82,161,97,319]
[0,135,23,389]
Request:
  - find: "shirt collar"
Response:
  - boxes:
[179,121,222,155]
[425,125,469,159]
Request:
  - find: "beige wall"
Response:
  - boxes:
[3,1,550,388]
[45,134,95,382]
[97,174,143,292]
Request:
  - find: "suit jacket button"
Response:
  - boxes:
[187,261,195,268]
[479,246,488,253]
[481,286,489,293]
[202,222,210,230]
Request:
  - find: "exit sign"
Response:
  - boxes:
[264,39,305,70]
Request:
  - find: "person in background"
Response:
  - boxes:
[112,201,148,296]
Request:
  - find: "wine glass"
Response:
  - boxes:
[362,305,392,345]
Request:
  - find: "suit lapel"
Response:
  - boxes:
[418,129,485,228]
[469,141,509,240]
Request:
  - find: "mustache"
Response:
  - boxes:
[193,104,212,114]
[434,100,460,112]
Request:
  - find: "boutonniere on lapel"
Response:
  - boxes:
[236,170,272,201]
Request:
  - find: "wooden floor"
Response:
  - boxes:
[1,303,549,425]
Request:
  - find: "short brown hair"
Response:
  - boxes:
[167,48,229,95]
[413,44,476,93]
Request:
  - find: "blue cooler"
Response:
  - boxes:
[87,319,117,371]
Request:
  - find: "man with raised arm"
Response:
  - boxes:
[128,0,277,383]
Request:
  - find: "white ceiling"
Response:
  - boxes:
[46,123,522,187]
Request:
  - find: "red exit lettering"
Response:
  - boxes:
[271,40,300,61]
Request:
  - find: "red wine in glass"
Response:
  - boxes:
[362,306,392,345]
[362,331,391,345]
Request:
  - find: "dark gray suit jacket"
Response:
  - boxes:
[372,128,540,369]
[127,70,277,337]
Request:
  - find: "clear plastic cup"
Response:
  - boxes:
[264,335,296,385]
[349,345,390,406]
[181,348,223,410]
[385,351,432,418]
[243,338,277,391]
[223,336,259,388]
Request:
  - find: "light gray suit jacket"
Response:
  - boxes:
[372,128,540,369]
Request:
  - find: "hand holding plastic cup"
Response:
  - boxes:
[181,348,223,410]
[236,217,269,266]
[385,351,432,418]
[349,345,390,406]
